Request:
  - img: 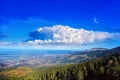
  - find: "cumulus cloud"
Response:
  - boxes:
[28,25,120,45]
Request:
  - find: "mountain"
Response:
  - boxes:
[80,48,108,57]
[58,46,120,64]
[97,46,120,57]
[85,48,108,52]
[57,48,109,63]
[1,47,120,80]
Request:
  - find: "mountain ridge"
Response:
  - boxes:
[61,46,120,63]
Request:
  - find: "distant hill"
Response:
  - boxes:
[54,46,120,64]
[97,46,120,57]
[85,48,108,52]
[56,47,109,63]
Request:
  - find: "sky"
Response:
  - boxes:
[0,0,120,50]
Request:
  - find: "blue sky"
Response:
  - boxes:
[0,0,120,49]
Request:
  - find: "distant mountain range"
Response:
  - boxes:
[97,46,120,57]
[0,46,120,68]
[56,46,120,64]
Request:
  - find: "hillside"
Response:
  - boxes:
[0,46,120,80]
[60,46,120,63]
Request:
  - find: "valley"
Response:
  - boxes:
[0,46,120,80]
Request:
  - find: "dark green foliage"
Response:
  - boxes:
[1,53,120,80]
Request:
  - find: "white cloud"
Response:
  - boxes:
[28,25,120,45]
